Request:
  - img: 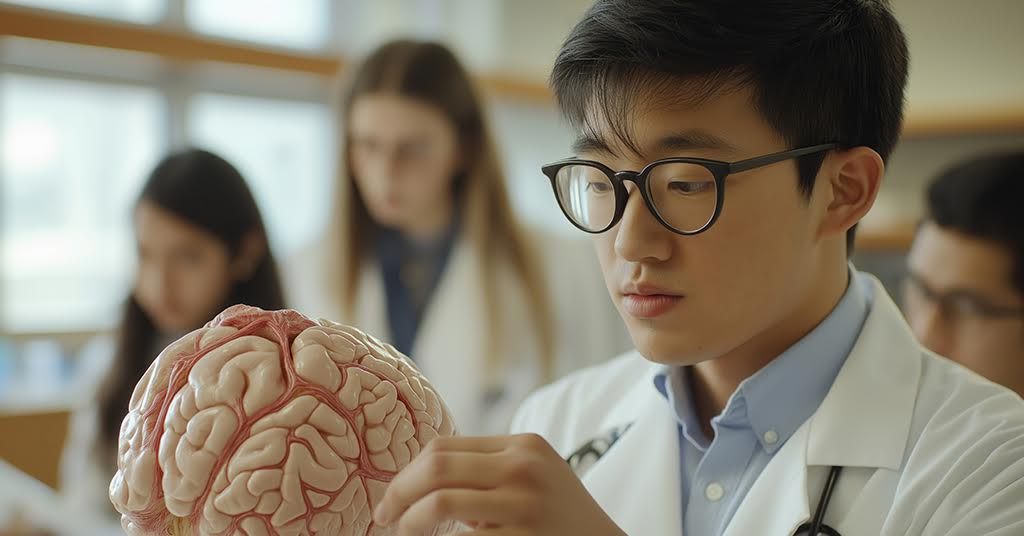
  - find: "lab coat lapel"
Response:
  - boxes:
[408,238,488,431]
[352,262,389,338]
[722,422,812,536]
[581,385,683,536]
[724,276,921,535]
[805,278,919,470]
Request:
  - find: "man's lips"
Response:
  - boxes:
[620,283,683,319]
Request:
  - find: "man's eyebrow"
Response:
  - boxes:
[572,129,740,159]
[907,271,1009,307]
[571,135,616,157]
[655,130,740,154]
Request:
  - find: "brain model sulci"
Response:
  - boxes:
[109,305,458,536]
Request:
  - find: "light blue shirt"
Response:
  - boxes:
[653,271,873,536]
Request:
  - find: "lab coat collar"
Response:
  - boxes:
[725,275,921,535]
[805,275,920,470]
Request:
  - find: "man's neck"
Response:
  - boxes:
[690,264,851,436]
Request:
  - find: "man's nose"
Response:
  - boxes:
[614,183,673,264]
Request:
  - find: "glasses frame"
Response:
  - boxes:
[541,143,837,235]
[902,272,1024,320]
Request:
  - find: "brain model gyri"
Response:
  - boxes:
[109,305,457,535]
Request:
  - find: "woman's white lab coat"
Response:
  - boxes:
[511,275,1024,536]
[286,227,631,435]
[48,335,124,534]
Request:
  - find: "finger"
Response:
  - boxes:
[425,435,517,454]
[395,489,532,536]
[376,451,507,526]
[460,528,530,536]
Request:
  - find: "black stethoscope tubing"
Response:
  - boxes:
[794,465,843,535]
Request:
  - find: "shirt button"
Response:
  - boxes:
[705,482,725,502]
[764,430,779,445]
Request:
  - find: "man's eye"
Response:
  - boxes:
[667,180,714,194]
[585,181,612,193]
[947,294,996,318]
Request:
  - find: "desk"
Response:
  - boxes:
[0,410,70,490]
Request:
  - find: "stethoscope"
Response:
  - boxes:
[794,465,843,535]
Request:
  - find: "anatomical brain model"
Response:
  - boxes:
[109,305,457,535]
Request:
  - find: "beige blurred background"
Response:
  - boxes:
[0,0,1021,533]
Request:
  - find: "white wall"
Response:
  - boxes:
[894,0,1024,116]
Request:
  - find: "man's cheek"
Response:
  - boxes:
[593,238,618,274]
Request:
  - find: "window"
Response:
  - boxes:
[185,0,331,50]
[187,93,334,258]
[0,74,164,332]
[1,0,165,23]
[490,100,578,235]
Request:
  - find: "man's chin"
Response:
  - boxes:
[626,324,698,364]
[634,341,709,367]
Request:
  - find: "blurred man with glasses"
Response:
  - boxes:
[905,151,1024,396]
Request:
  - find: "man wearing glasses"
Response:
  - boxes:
[905,151,1024,397]
[372,1,1024,535]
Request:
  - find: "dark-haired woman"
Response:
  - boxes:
[60,148,286,522]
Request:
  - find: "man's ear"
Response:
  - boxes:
[817,146,884,241]
[232,230,267,281]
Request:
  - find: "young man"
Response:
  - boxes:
[373,1,1024,534]
[905,151,1024,396]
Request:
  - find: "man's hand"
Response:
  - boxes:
[373,434,626,536]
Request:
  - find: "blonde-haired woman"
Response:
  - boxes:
[287,40,628,434]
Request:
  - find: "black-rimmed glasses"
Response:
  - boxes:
[541,143,837,235]
[903,272,1024,320]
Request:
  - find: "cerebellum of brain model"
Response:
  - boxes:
[108,305,458,536]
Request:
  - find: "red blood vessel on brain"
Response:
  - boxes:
[108,305,458,536]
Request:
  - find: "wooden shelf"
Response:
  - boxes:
[0,4,554,103]
[3,5,1021,124]
[855,222,917,252]
[0,4,343,75]
[902,106,1024,138]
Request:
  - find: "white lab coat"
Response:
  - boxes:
[57,333,185,535]
[285,227,631,435]
[511,275,1024,536]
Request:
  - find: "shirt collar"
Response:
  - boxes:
[654,367,713,451]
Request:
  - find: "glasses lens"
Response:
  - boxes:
[554,164,616,232]
[647,162,718,233]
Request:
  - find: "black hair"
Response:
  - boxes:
[551,0,910,251]
[927,150,1024,295]
[98,149,286,462]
